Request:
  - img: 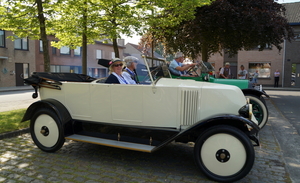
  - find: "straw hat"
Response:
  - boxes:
[108,58,125,72]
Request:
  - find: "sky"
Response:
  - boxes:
[122,0,300,45]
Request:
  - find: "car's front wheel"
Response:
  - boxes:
[194,125,255,182]
[30,108,65,152]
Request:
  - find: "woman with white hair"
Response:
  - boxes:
[105,58,132,84]
[123,56,139,84]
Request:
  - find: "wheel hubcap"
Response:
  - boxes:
[40,126,49,136]
[216,149,230,163]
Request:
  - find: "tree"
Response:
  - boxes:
[149,0,295,61]
[52,0,209,73]
[0,0,53,72]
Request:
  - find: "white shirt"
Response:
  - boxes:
[123,72,137,84]
[112,72,132,84]
[238,69,248,79]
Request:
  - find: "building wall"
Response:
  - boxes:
[284,25,300,87]
[35,36,125,78]
[238,47,283,86]
[0,31,36,87]
[208,46,283,86]
[124,44,143,61]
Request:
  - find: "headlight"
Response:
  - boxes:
[238,104,252,120]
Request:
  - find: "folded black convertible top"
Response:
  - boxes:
[24,72,96,85]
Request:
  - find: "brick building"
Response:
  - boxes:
[0,31,36,87]
[0,31,125,87]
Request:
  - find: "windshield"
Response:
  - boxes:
[135,56,171,84]
[200,61,215,73]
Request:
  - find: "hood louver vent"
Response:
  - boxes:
[180,90,199,126]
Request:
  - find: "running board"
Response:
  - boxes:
[65,134,156,153]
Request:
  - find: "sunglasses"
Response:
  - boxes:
[113,63,123,67]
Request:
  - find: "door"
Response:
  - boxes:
[15,63,29,86]
[295,64,300,87]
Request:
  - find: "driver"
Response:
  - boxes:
[169,52,197,76]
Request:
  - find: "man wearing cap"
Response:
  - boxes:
[219,62,231,79]
[169,52,197,76]
[123,56,139,84]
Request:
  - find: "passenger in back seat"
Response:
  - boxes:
[105,58,134,84]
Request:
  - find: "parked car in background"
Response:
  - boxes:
[23,56,259,182]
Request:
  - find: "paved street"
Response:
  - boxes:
[0,89,38,112]
[264,90,300,183]
[0,98,292,183]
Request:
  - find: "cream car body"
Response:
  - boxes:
[22,56,259,183]
[39,78,254,128]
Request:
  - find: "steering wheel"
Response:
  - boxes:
[141,66,161,83]
[186,65,199,76]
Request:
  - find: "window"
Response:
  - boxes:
[74,47,81,56]
[60,46,70,55]
[14,37,28,50]
[88,68,108,78]
[111,52,115,59]
[52,41,57,54]
[39,40,43,52]
[0,30,5,47]
[96,50,102,59]
[50,65,82,73]
[248,62,271,78]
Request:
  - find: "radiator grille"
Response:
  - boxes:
[180,90,199,126]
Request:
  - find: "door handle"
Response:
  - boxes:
[20,73,24,79]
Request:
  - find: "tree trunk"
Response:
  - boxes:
[36,0,50,72]
[112,38,119,58]
[81,2,87,75]
[82,33,87,75]
[201,43,209,62]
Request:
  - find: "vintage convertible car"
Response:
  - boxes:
[22,57,260,182]
[141,56,269,129]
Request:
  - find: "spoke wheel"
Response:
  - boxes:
[30,108,65,152]
[246,95,268,128]
[194,125,255,182]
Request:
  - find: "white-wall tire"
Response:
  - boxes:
[194,125,255,182]
[30,108,65,152]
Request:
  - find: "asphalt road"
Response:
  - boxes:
[0,90,38,112]
[265,90,300,183]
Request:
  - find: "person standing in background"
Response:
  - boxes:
[274,69,280,87]
[252,70,259,84]
[219,62,231,79]
[238,65,248,79]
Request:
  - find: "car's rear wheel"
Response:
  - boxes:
[194,125,255,182]
[246,95,268,128]
[30,108,65,152]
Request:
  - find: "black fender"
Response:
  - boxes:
[21,98,72,126]
[152,115,259,152]
[242,88,269,98]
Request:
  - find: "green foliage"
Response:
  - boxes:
[150,0,295,60]
[0,0,53,39]
[0,109,29,134]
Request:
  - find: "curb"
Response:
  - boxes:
[0,128,30,140]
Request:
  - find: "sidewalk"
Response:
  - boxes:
[0,85,33,92]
